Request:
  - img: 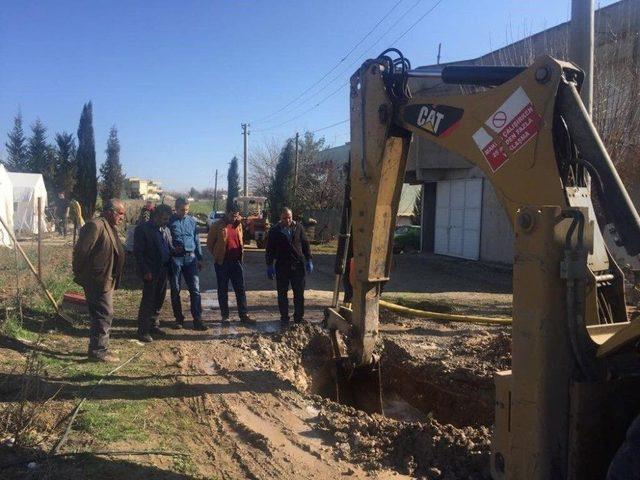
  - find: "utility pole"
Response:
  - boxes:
[294,132,299,191]
[241,123,249,196]
[437,43,442,64]
[570,0,594,115]
[213,169,218,212]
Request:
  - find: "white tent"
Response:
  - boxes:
[7,172,48,234]
[0,165,14,247]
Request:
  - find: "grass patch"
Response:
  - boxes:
[382,295,455,314]
[188,200,214,216]
[311,241,337,255]
[75,400,151,443]
[172,453,199,476]
[0,314,39,342]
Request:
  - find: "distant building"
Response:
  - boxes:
[127,178,163,201]
[315,142,350,169]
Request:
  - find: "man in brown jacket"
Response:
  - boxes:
[206,210,253,325]
[73,199,125,362]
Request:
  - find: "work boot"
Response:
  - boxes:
[172,321,184,330]
[137,333,154,343]
[150,327,166,337]
[193,321,209,331]
[89,352,120,363]
[240,314,256,324]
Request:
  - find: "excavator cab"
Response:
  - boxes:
[325,48,640,479]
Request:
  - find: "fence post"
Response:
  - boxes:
[37,197,42,279]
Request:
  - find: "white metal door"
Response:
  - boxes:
[434,178,482,260]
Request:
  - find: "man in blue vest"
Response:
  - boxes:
[168,197,206,330]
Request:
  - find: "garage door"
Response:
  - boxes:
[434,178,482,260]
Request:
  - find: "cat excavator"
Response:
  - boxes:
[324,49,640,479]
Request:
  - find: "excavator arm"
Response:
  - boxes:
[325,49,640,479]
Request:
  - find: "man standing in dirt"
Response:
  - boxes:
[134,204,173,342]
[168,197,206,330]
[206,209,254,325]
[265,207,313,326]
[72,199,125,362]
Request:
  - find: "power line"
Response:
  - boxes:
[311,119,349,133]
[254,0,405,124]
[254,0,445,134]
[389,0,444,44]
[255,0,430,129]
[253,81,349,133]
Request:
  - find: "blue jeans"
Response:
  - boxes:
[214,259,248,318]
[170,255,202,322]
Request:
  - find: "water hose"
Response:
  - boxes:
[378,299,512,325]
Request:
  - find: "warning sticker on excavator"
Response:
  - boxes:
[472,87,541,172]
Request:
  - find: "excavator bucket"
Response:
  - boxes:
[332,356,384,415]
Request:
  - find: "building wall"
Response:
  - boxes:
[480,180,514,264]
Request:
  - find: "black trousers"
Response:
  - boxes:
[276,261,306,322]
[85,287,114,358]
[137,267,168,335]
[214,259,248,318]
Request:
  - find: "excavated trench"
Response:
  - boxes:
[235,322,510,477]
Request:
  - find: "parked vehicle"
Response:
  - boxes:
[206,210,225,230]
[393,225,420,253]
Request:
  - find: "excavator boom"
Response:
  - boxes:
[325,49,640,479]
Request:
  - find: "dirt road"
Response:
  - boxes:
[0,241,511,479]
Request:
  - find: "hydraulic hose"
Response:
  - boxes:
[378,299,512,325]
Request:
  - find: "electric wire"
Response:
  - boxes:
[254,0,445,134]
[389,0,444,45]
[311,119,349,133]
[256,0,426,129]
[254,0,405,124]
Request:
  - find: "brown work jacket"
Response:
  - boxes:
[206,220,243,265]
[72,217,125,292]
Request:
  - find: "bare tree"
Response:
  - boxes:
[249,137,281,197]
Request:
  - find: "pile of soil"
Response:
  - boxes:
[235,323,333,393]
[314,400,491,479]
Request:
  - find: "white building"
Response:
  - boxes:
[0,165,14,247]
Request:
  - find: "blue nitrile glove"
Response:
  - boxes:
[306,260,314,274]
[267,265,275,280]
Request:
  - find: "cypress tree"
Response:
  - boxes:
[54,132,77,196]
[267,139,295,223]
[99,126,125,203]
[74,102,97,219]
[226,156,241,212]
[27,119,53,181]
[5,113,28,171]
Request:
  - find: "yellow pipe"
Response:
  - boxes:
[378,299,512,325]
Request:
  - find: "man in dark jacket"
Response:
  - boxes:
[73,198,125,362]
[134,204,173,342]
[265,207,313,325]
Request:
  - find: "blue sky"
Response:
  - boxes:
[0,0,615,191]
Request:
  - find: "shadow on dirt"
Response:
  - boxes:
[0,445,195,480]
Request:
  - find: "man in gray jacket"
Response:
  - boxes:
[73,199,125,362]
